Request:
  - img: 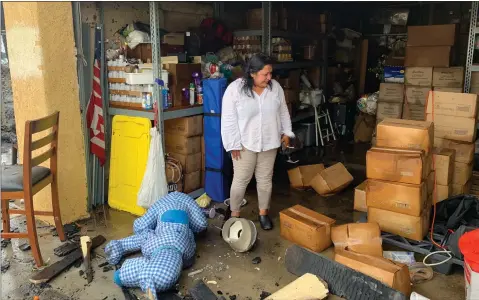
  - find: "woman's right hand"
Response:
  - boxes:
[231,150,241,160]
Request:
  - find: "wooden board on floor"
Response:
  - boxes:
[188,279,217,300]
[284,245,407,300]
[29,235,105,284]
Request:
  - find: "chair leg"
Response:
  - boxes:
[2,201,11,233]
[24,193,43,267]
[51,176,65,242]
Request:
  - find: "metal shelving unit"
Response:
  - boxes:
[464,1,479,93]
[109,105,204,121]
[234,2,328,92]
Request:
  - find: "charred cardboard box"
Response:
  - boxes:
[405,86,430,105]
[377,102,403,120]
[310,163,354,196]
[331,223,382,257]
[432,67,464,88]
[279,205,335,253]
[379,83,404,103]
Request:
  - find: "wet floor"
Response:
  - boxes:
[1,143,466,299]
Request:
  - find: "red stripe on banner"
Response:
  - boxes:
[86,59,106,166]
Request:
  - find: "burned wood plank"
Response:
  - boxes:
[81,236,93,283]
[284,245,407,300]
[29,235,105,284]
[188,279,217,300]
[53,242,79,257]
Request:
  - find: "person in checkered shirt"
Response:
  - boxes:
[104,192,207,298]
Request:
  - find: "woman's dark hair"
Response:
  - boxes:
[241,53,273,97]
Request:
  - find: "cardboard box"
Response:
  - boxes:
[471,72,479,89]
[426,92,477,118]
[377,102,403,120]
[279,205,335,253]
[331,223,383,257]
[334,250,411,296]
[366,147,428,184]
[183,171,201,193]
[354,181,367,213]
[165,63,202,85]
[405,46,451,67]
[310,163,354,196]
[434,87,463,93]
[288,164,325,189]
[402,103,426,121]
[376,118,433,154]
[405,67,433,86]
[165,134,201,155]
[284,89,299,104]
[247,8,278,29]
[407,24,456,47]
[452,181,472,196]
[368,206,431,241]
[354,113,376,143]
[168,152,202,174]
[426,114,476,143]
[379,83,404,103]
[162,33,185,46]
[367,179,428,216]
[435,184,452,203]
[453,161,473,185]
[434,138,475,163]
[405,86,430,105]
[165,115,203,137]
[433,148,455,185]
[433,67,464,88]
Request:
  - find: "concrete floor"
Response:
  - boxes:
[1,143,466,300]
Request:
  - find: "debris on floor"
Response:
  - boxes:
[1,260,10,273]
[188,269,204,277]
[221,218,257,252]
[29,235,106,284]
[189,279,217,300]
[1,239,11,248]
[19,243,31,251]
[265,273,328,299]
[259,291,271,300]
[53,242,80,257]
[251,257,261,264]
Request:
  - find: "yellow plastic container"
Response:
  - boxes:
[108,115,151,216]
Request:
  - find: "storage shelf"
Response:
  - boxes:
[273,61,324,70]
[292,110,315,123]
[188,188,204,199]
[234,29,325,40]
[108,104,203,121]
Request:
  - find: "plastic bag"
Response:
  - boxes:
[137,128,168,208]
[126,30,150,49]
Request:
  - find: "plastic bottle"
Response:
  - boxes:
[162,88,169,109]
[189,83,195,106]
[197,85,203,105]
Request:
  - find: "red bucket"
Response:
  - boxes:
[459,229,479,300]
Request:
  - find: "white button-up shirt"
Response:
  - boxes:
[221,79,294,153]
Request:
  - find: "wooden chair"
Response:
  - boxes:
[1,111,65,267]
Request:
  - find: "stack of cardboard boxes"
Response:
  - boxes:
[165,115,203,193]
[427,91,478,196]
[377,83,404,123]
[365,118,434,241]
[403,67,431,121]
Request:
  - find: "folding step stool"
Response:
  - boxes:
[314,105,336,147]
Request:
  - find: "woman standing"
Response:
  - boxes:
[221,54,294,230]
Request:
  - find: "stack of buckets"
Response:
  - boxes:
[460,229,479,300]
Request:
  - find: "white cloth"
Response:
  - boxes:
[221,79,294,153]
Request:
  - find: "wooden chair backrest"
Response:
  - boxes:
[23,111,60,177]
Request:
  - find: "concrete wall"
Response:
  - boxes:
[3,2,89,224]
